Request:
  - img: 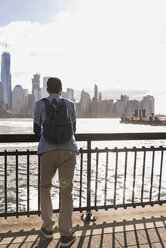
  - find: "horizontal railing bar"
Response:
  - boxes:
[86,200,166,210]
[0,132,166,143]
[0,146,165,156]
[0,211,41,217]
[76,147,166,154]
[0,134,39,143]
[0,151,37,156]
[1,200,166,218]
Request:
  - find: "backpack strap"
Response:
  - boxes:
[52,98,57,105]
[41,98,50,104]
[42,98,65,104]
[42,98,57,107]
[41,98,67,113]
[58,99,68,113]
[41,98,55,119]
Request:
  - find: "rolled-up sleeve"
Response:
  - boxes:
[33,101,42,136]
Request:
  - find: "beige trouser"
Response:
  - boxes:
[40,149,76,236]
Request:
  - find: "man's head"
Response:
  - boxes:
[47,77,62,94]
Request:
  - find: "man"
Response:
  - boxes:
[33,77,78,247]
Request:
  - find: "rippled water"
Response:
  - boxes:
[0,118,166,213]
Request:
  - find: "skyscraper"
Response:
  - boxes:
[32,74,41,101]
[1,52,12,109]
[12,85,24,115]
[141,95,155,116]
[0,82,5,113]
[41,76,49,98]
[66,88,74,101]
[94,84,98,101]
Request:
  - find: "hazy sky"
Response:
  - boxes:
[0,0,166,113]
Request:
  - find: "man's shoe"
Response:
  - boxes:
[60,232,76,247]
[41,226,53,239]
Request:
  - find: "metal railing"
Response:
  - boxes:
[0,133,166,219]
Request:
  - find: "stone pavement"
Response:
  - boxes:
[0,205,166,247]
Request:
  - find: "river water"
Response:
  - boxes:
[0,118,166,213]
[0,117,166,134]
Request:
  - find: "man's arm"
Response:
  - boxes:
[33,101,42,136]
[72,103,76,133]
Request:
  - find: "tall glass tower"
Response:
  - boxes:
[1,52,11,109]
[94,84,98,101]
[32,73,41,102]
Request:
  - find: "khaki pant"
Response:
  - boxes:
[40,149,76,236]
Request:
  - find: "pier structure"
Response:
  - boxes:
[121,114,166,126]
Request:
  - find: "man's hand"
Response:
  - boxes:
[33,123,41,136]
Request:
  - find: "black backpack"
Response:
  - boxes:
[42,98,73,144]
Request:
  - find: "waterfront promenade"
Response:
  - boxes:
[0,205,166,247]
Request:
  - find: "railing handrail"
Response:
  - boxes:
[0,132,166,143]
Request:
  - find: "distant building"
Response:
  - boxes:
[94,84,98,101]
[87,84,99,116]
[0,82,5,113]
[41,77,49,98]
[66,88,74,102]
[23,89,29,116]
[77,90,91,117]
[28,94,35,117]
[121,94,129,112]
[141,95,155,116]
[99,92,102,102]
[127,100,141,116]
[1,52,12,109]
[99,99,114,117]
[104,99,114,115]
[115,99,125,115]
[90,97,98,117]
[62,91,67,99]
[32,74,41,101]
[23,89,28,106]
[12,85,25,115]
[121,94,129,103]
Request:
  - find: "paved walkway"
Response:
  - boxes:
[0,205,166,247]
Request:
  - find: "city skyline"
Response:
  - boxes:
[0,50,159,118]
[0,53,155,119]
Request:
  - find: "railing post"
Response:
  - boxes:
[158,147,164,202]
[27,149,30,217]
[81,140,96,222]
[16,150,18,218]
[38,155,41,216]
[4,150,7,219]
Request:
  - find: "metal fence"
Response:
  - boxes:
[0,133,166,219]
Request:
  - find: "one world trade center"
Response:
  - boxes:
[1,52,12,110]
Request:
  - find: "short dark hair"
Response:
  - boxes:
[47,77,62,93]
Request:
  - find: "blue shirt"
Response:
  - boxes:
[33,93,79,155]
